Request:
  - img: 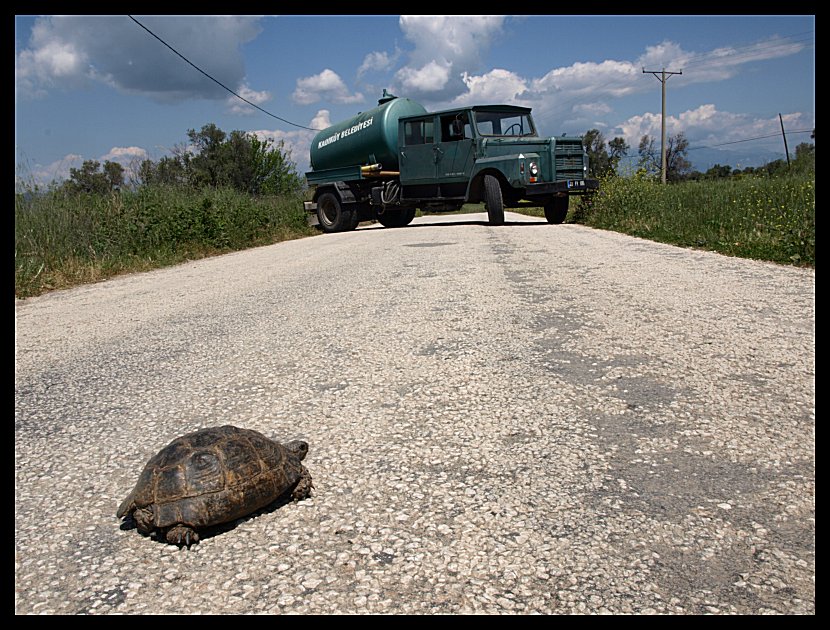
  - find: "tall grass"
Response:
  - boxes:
[569,174,815,266]
[15,185,315,298]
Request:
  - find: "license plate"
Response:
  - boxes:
[567,180,585,188]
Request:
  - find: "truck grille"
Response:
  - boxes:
[554,141,585,180]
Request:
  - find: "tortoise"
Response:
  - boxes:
[117,425,312,547]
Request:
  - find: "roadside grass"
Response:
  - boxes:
[16,174,814,299]
[15,185,316,299]
[513,174,815,267]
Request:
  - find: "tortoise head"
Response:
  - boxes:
[284,440,309,461]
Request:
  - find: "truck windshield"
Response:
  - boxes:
[474,111,536,137]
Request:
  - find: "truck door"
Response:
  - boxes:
[435,113,475,197]
[399,116,437,192]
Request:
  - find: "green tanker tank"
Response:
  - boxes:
[309,90,426,174]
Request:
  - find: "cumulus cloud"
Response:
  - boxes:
[396,60,452,93]
[292,69,364,105]
[15,15,264,102]
[392,15,506,102]
[227,83,273,115]
[444,34,808,137]
[100,146,149,164]
[614,104,814,153]
[453,69,528,106]
[357,50,398,78]
[19,146,152,188]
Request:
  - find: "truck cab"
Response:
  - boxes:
[396,105,596,224]
[304,94,598,231]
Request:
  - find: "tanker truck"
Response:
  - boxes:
[303,90,598,232]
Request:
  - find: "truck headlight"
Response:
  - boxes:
[529,162,538,176]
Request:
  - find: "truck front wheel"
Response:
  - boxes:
[544,196,568,224]
[317,192,354,233]
[484,175,505,226]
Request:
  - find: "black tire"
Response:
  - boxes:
[316,192,354,233]
[544,196,569,224]
[377,207,416,228]
[484,175,505,226]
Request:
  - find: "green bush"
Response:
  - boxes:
[571,174,814,266]
[15,185,314,298]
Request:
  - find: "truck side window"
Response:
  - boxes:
[404,120,434,145]
[441,115,469,142]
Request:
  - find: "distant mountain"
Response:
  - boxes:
[687,147,788,172]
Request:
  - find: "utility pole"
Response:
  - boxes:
[643,67,682,184]
[778,113,791,167]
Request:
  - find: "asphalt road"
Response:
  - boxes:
[14,212,815,614]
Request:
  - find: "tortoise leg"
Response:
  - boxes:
[292,468,314,501]
[133,507,155,534]
[166,525,200,547]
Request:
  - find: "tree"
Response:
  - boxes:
[792,142,815,174]
[704,164,732,179]
[637,132,692,181]
[138,155,188,186]
[607,137,629,174]
[583,130,629,178]
[186,123,227,188]
[249,135,302,195]
[135,124,302,195]
[583,129,611,178]
[64,159,124,194]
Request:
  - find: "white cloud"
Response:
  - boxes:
[442,34,808,137]
[358,50,397,78]
[26,154,84,187]
[392,15,506,102]
[452,69,528,106]
[228,83,273,115]
[636,36,807,84]
[531,60,639,98]
[101,146,149,163]
[396,60,452,93]
[292,69,364,105]
[614,104,814,153]
[15,15,263,102]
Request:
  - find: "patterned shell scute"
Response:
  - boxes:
[127,425,304,530]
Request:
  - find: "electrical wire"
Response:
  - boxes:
[687,128,814,151]
[127,15,321,131]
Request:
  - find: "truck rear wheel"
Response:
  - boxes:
[484,175,505,226]
[377,207,416,228]
[316,192,354,233]
[544,196,568,224]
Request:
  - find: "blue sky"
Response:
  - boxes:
[14,15,815,186]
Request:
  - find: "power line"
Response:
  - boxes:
[687,128,814,151]
[127,15,321,132]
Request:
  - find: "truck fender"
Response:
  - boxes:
[314,181,357,205]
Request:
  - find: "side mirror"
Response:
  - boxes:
[451,119,464,137]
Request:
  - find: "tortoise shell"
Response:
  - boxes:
[117,425,311,546]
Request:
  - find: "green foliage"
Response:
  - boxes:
[15,184,314,298]
[569,174,814,266]
[583,129,629,178]
[61,159,125,194]
[138,123,303,195]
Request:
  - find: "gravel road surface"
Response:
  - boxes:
[15,213,814,614]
